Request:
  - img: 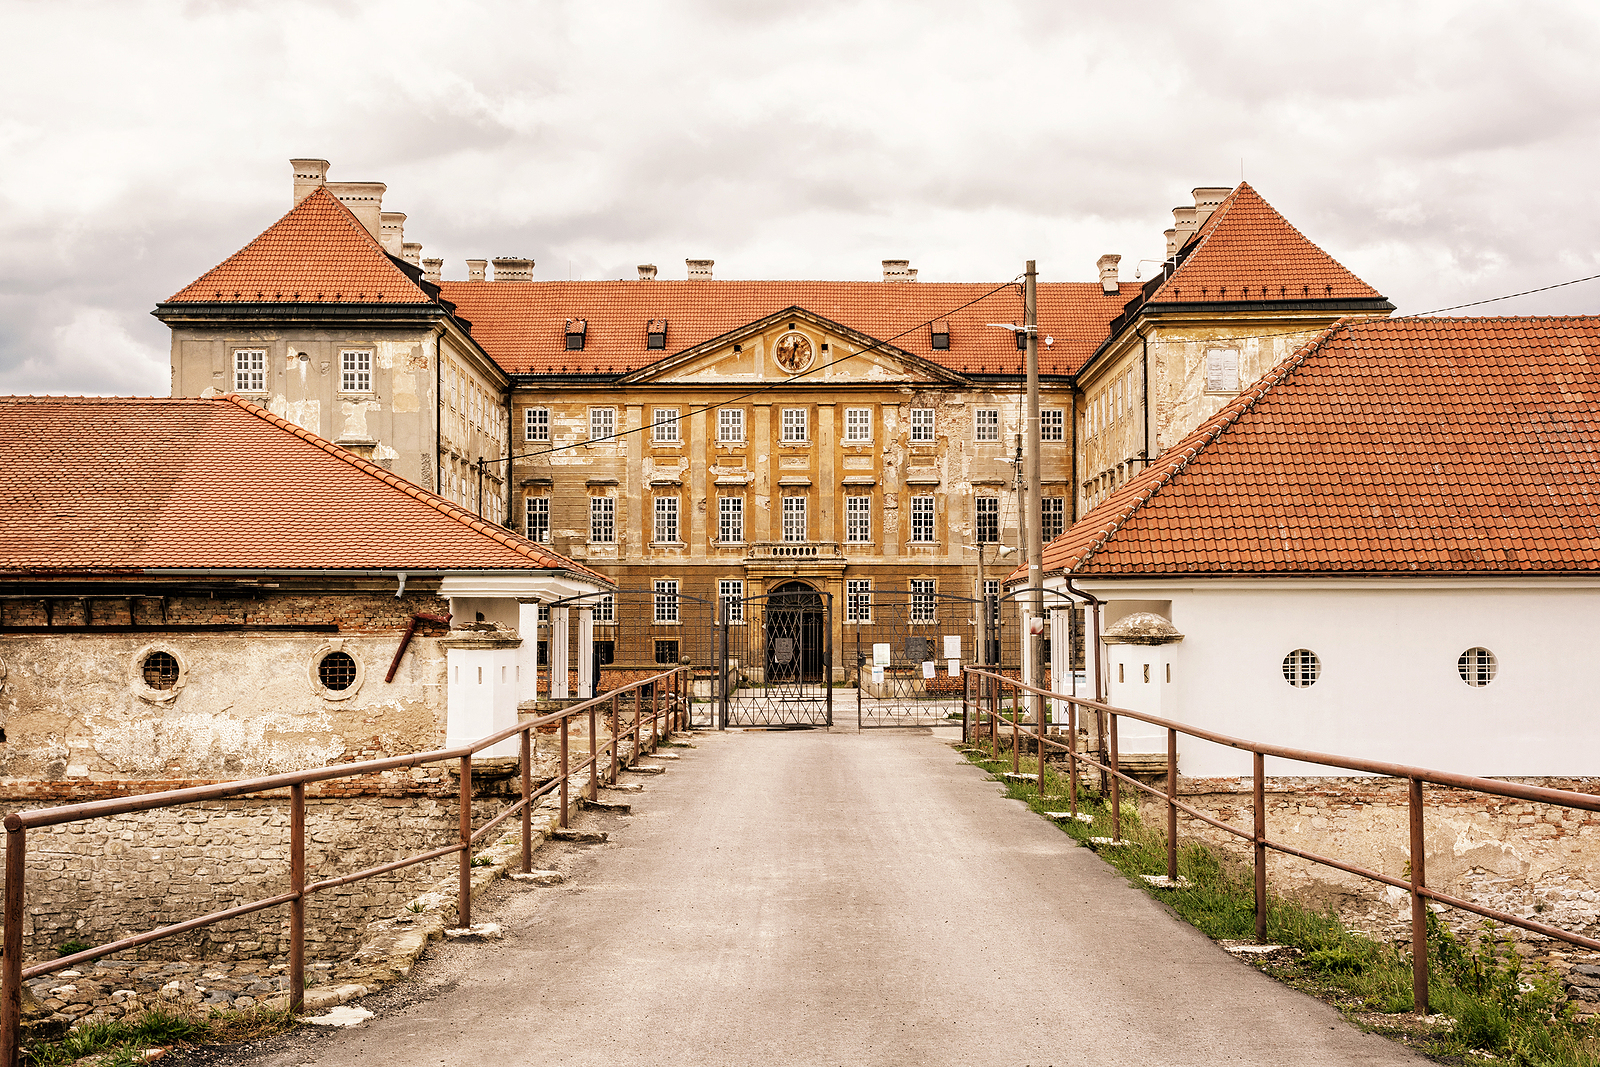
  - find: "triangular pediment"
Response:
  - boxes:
[617,307,969,386]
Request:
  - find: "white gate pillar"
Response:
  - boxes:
[575,606,595,698]
[443,629,522,757]
[549,605,571,699]
[516,599,542,707]
[1049,606,1073,723]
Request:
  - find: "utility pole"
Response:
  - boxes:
[1024,260,1045,728]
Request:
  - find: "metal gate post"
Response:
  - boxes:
[856,627,863,732]
[824,593,833,728]
[716,603,728,731]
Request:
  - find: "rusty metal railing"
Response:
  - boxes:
[0,666,692,1065]
[962,666,1600,1017]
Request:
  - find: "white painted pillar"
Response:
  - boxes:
[516,600,541,707]
[443,631,522,757]
[549,605,571,699]
[576,607,595,698]
[1049,606,1073,722]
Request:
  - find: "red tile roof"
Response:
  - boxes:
[1040,316,1600,577]
[437,279,1142,378]
[0,395,607,581]
[1149,183,1383,305]
[165,188,430,305]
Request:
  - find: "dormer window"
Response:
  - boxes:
[646,318,667,350]
[565,318,587,351]
[931,319,949,350]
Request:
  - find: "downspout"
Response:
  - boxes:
[505,379,515,529]
[434,327,443,495]
[1141,329,1151,467]
[1070,381,1080,523]
[386,611,453,682]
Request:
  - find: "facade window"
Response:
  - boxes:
[595,640,615,664]
[525,408,549,442]
[782,496,807,542]
[589,407,616,442]
[781,408,808,443]
[910,579,936,622]
[910,495,935,543]
[1041,409,1064,441]
[142,650,180,690]
[340,349,371,392]
[976,497,999,544]
[844,407,872,442]
[524,497,550,543]
[718,408,745,443]
[318,650,358,691]
[1458,647,1497,687]
[846,579,872,623]
[1041,497,1065,542]
[1206,347,1240,393]
[976,408,999,442]
[718,496,744,543]
[910,408,935,443]
[654,580,679,624]
[652,408,680,443]
[654,496,680,543]
[983,580,1001,625]
[594,593,615,623]
[590,497,615,543]
[655,639,679,664]
[1282,649,1320,688]
[233,349,266,393]
[845,496,872,543]
[719,579,745,623]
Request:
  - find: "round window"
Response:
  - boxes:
[1458,647,1497,687]
[1282,649,1320,688]
[318,651,358,691]
[142,650,180,690]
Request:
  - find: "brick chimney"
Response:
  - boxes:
[686,259,714,280]
[492,257,533,281]
[1097,254,1121,294]
[882,259,917,282]
[326,181,387,241]
[466,259,487,282]
[402,242,422,268]
[290,158,329,206]
[380,212,406,255]
[638,264,657,280]
[422,258,443,283]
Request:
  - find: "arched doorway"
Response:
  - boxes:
[765,580,826,684]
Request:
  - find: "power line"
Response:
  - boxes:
[1408,271,1600,317]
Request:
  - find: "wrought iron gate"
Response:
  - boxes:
[718,583,832,727]
[848,591,1000,728]
[550,587,717,728]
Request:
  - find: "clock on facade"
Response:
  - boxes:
[773,333,814,374]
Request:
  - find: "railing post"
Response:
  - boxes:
[962,670,971,744]
[1036,693,1046,793]
[1166,727,1178,882]
[1110,712,1121,842]
[289,783,305,1013]
[1410,776,1430,1016]
[2,823,26,1067]
[610,694,620,785]
[520,729,533,874]
[989,677,999,758]
[1068,700,1079,820]
[459,755,473,928]
[1253,751,1267,943]
[633,687,642,764]
[588,704,599,802]
[559,716,570,830]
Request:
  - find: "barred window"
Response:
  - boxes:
[975,408,999,442]
[1282,649,1320,688]
[525,408,549,442]
[781,408,807,443]
[718,408,745,443]
[1458,647,1497,687]
[910,408,935,443]
[1041,409,1064,441]
[589,407,615,442]
[654,580,679,624]
[1041,497,1065,542]
[910,579,936,622]
[719,579,745,624]
[318,650,357,691]
[524,496,550,543]
[590,497,615,543]
[846,579,872,623]
[652,408,680,443]
[655,639,679,664]
[340,349,371,392]
[976,497,999,544]
[654,496,680,543]
[844,407,872,442]
[233,349,266,393]
[719,496,744,543]
[845,496,872,543]
[910,495,935,543]
[142,650,180,690]
[782,496,807,542]
[594,593,615,623]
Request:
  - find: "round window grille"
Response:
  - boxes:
[318,651,358,691]
[142,650,180,690]
[1458,647,1497,687]
[1282,649,1320,688]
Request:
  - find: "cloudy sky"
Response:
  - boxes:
[3,0,1598,396]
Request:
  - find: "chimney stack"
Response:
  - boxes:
[325,181,387,241]
[686,259,714,280]
[380,211,406,255]
[1096,254,1122,294]
[492,257,534,281]
[1192,187,1232,226]
[290,158,329,206]
[637,264,657,280]
[1169,205,1200,254]
[1165,227,1180,258]
[466,259,487,282]
[402,242,422,267]
[422,258,443,283]
[882,259,917,282]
